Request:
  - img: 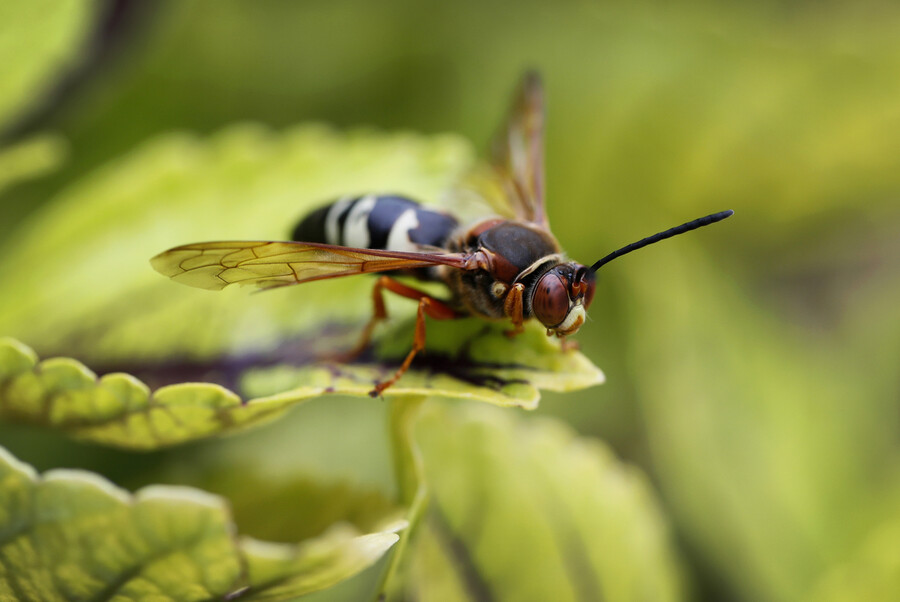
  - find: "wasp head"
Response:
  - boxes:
[531,263,595,336]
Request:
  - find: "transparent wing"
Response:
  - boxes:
[150,240,472,291]
[487,71,548,226]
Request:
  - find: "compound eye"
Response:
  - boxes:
[533,272,569,327]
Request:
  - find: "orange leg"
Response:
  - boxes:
[503,283,526,338]
[329,277,392,362]
[346,277,459,396]
[559,337,580,352]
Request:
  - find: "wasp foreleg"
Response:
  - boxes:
[559,336,580,352]
[503,283,526,338]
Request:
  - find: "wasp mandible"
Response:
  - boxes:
[152,73,733,395]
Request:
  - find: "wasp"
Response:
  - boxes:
[151,73,733,396]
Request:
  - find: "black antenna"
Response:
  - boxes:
[590,210,734,272]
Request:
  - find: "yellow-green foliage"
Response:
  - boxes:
[0,445,403,600]
[1,1,899,601]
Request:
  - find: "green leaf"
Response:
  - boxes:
[0,336,273,450]
[0,135,66,194]
[0,444,403,601]
[622,249,895,602]
[400,402,684,602]
[804,513,900,602]
[156,463,401,546]
[240,525,401,602]
[0,331,600,449]
[0,0,98,131]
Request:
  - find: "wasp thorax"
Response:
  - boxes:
[532,264,596,336]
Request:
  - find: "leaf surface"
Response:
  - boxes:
[0,444,402,601]
[0,135,66,195]
[0,0,97,130]
[402,402,684,602]
[0,326,600,448]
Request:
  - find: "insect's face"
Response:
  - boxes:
[531,263,596,336]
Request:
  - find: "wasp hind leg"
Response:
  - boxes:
[336,276,458,396]
[327,277,392,363]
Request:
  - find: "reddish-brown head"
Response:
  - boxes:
[531,210,736,337]
[531,263,595,336]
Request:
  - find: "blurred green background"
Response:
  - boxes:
[1,0,899,600]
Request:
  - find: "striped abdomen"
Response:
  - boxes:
[292,194,459,253]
